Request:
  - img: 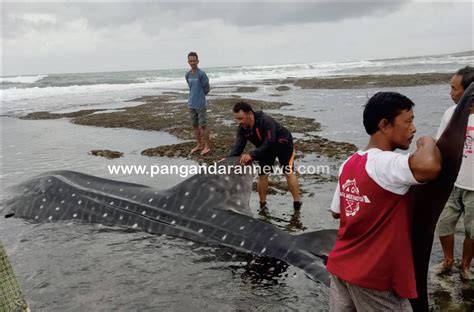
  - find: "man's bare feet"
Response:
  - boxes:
[460,267,473,280]
[200,147,210,155]
[189,146,203,155]
[431,261,454,275]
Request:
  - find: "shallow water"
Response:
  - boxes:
[1,84,472,311]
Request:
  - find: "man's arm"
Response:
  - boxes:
[201,72,210,95]
[408,136,442,183]
[249,117,277,160]
[330,184,341,219]
[185,72,190,88]
[228,130,247,157]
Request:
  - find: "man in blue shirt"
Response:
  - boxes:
[185,51,211,155]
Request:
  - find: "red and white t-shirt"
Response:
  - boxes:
[327,149,421,298]
[436,105,474,191]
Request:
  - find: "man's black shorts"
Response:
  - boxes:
[257,140,295,175]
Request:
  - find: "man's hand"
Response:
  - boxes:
[416,136,436,149]
[409,135,441,183]
[240,154,253,165]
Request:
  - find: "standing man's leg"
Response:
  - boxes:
[348,281,413,312]
[461,189,474,280]
[257,157,275,208]
[279,145,302,209]
[201,125,210,155]
[286,173,301,203]
[439,235,455,269]
[189,108,203,154]
[460,237,473,279]
[199,107,210,155]
[257,175,269,208]
[192,126,203,150]
[436,188,463,273]
[330,275,356,312]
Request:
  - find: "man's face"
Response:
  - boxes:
[234,110,253,129]
[450,74,464,104]
[188,56,199,69]
[386,109,417,150]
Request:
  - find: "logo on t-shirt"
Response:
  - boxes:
[340,179,371,217]
[464,126,474,158]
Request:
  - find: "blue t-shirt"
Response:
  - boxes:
[185,68,210,108]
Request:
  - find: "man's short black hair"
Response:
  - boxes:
[188,51,198,59]
[455,66,474,90]
[233,101,254,113]
[363,92,415,135]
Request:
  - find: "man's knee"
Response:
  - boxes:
[436,205,463,237]
[463,193,474,239]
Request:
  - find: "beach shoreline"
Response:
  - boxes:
[3,71,473,311]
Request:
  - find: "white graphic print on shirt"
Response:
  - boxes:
[341,179,371,217]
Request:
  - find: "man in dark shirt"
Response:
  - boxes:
[228,101,302,210]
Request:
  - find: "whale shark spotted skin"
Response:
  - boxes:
[2,157,337,286]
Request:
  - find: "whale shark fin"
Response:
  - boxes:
[167,156,254,216]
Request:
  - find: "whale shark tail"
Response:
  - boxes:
[294,229,338,260]
[292,229,338,286]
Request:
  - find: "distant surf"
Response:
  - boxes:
[1,51,472,116]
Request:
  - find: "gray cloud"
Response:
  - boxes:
[3,2,409,38]
[2,1,471,75]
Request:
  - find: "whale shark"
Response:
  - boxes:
[2,157,337,286]
[410,82,474,311]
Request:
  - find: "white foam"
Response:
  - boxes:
[0,74,47,84]
[2,53,471,117]
[0,81,184,116]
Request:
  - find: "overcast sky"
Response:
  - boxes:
[2,1,473,76]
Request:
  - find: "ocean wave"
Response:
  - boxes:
[0,74,48,84]
[2,53,472,107]
[0,80,187,103]
[135,76,179,83]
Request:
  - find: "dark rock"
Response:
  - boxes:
[89,149,124,159]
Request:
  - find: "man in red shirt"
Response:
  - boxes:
[327,92,442,311]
